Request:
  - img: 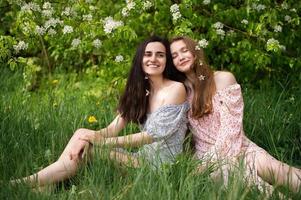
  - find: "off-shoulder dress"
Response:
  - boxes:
[189,84,274,191]
[121,102,189,167]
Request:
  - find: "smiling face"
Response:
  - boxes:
[142,42,167,77]
[170,40,196,73]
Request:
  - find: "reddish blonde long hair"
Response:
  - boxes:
[171,36,216,118]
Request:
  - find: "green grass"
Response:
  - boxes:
[0,68,300,199]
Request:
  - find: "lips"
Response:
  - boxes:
[147,64,160,68]
[179,60,190,66]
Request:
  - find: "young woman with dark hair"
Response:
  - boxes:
[170,36,301,194]
[13,36,189,188]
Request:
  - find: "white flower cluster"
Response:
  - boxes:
[266,38,285,52]
[21,2,41,13]
[35,25,46,35]
[83,14,93,21]
[44,18,63,30]
[48,28,57,36]
[13,41,28,53]
[115,55,124,62]
[103,17,124,34]
[61,7,76,17]
[170,4,182,22]
[241,19,248,25]
[274,25,282,33]
[284,15,291,22]
[212,22,223,29]
[122,0,136,17]
[92,39,102,48]
[212,22,225,39]
[203,0,211,5]
[42,2,53,18]
[195,39,209,50]
[71,38,81,48]
[63,25,74,34]
[143,1,153,10]
[252,4,266,11]
[34,17,63,36]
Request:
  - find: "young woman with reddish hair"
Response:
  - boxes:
[170,36,301,193]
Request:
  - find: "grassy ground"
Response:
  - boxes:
[0,68,300,199]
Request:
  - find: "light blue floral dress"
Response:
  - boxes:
[136,102,189,167]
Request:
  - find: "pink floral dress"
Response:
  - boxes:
[188,84,273,191]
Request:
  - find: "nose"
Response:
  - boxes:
[150,54,157,62]
[178,53,184,61]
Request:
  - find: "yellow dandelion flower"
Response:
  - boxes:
[52,79,59,85]
[88,115,97,123]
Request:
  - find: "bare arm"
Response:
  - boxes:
[96,114,126,138]
[102,132,153,148]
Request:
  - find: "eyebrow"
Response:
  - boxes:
[144,51,166,54]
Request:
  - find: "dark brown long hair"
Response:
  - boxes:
[118,36,184,124]
[171,36,216,118]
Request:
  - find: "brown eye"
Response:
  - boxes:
[158,53,166,58]
[144,52,152,57]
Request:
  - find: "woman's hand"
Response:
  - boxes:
[69,138,90,161]
[79,131,104,145]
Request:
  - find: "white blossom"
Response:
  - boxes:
[13,41,28,53]
[42,2,52,10]
[89,5,96,11]
[44,18,63,30]
[63,25,74,34]
[196,39,209,49]
[284,15,291,22]
[115,55,124,62]
[241,19,249,25]
[126,1,136,10]
[266,38,280,52]
[216,29,225,38]
[267,38,279,46]
[61,7,72,16]
[290,8,296,12]
[172,12,182,21]
[122,8,129,17]
[274,25,282,33]
[103,17,124,34]
[21,2,41,13]
[212,22,223,29]
[42,10,53,17]
[203,0,211,5]
[92,39,102,48]
[35,25,46,35]
[143,1,152,10]
[48,28,57,36]
[83,14,93,21]
[252,4,266,11]
[71,38,81,48]
[170,4,181,21]
[170,4,180,13]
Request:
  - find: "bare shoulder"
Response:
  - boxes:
[164,81,186,105]
[214,71,237,91]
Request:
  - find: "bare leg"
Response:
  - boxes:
[256,151,301,193]
[11,128,94,187]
